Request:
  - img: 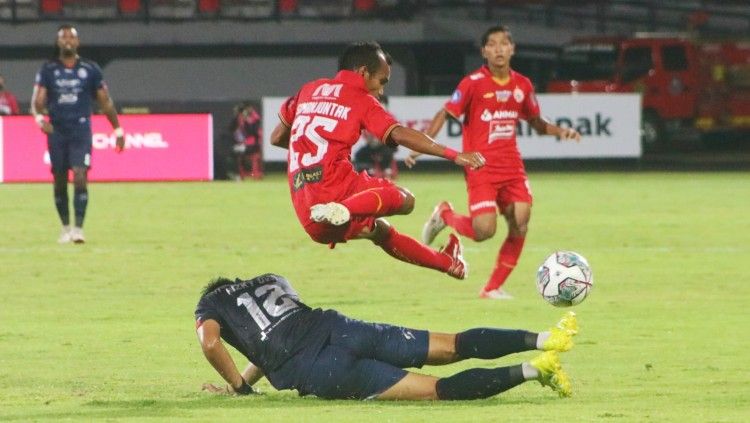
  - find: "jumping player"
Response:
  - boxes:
[406,26,581,298]
[270,42,486,280]
[196,273,579,400]
[31,24,125,244]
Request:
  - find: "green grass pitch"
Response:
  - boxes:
[1,171,748,422]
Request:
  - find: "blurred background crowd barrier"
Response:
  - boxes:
[1,0,748,180]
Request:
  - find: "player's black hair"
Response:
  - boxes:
[480,25,514,46]
[338,42,393,74]
[201,277,235,297]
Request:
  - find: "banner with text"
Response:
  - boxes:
[0,114,213,182]
[262,94,641,162]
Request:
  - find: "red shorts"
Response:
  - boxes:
[467,177,533,218]
[299,171,397,244]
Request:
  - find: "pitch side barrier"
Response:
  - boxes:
[0,114,213,183]
[262,94,642,162]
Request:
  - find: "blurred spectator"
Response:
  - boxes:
[232,102,263,180]
[354,135,398,180]
[0,74,20,115]
[353,95,398,180]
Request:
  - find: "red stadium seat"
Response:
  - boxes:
[118,0,141,14]
[354,0,376,12]
[278,0,297,13]
[40,0,63,14]
[199,0,219,13]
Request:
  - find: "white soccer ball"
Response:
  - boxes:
[536,251,593,307]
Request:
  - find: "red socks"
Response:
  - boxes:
[441,208,477,240]
[483,236,525,291]
[377,226,451,272]
[342,187,404,217]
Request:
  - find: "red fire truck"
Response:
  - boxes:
[547,34,750,151]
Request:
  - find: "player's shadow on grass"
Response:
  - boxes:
[3,395,554,420]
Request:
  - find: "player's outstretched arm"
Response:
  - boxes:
[197,319,256,395]
[389,125,485,170]
[96,87,125,152]
[270,122,291,149]
[528,115,581,141]
[405,108,449,168]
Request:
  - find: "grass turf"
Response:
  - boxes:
[0,171,748,422]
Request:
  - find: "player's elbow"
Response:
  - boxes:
[387,126,410,146]
[270,125,290,148]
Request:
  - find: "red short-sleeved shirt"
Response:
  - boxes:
[445,66,540,185]
[278,70,399,226]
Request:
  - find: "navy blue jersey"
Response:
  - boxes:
[195,274,331,381]
[35,58,104,124]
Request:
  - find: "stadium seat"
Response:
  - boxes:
[198,0,218,13]
[40,0,62,15]
[118,0,141,14]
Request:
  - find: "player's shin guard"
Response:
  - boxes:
[73,188,88,228]
[436,365,525,400]
[342,186,404,217]
[456,329,537,359]
[441,208,476,239]
[483,236,525,291]
[376,226,452,272]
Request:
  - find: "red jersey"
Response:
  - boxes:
[279,70,399,224]
[444,66,540,183]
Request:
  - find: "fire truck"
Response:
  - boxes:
[547,34,750,151]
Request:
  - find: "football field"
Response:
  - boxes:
[1,171,748,422]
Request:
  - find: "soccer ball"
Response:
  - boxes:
[536,251,593,307]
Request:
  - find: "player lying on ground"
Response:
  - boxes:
[196,273,579,400]
[270,42,485,280]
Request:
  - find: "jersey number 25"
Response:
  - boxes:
[288,115,338,172]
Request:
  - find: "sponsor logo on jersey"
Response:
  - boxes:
[312,83,343,99]
[495,90,512,102]
[469,72,485,81]
[292,165,323,191]
[488,119,516,143]
[483,92,494,99]
[54,70,60,77]
[513,87,525,103]
[450,89,462,103]
[480,109,519,122]
[77,68,88,79]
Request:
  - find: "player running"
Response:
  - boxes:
[270,42,485,280]
[31,24,125,244]
[406,26,581,298]
[196,273,579,400]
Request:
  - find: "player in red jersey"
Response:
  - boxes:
[270,42,486,280]
[406,26,580,299]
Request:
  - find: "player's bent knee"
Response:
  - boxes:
[397,188,415,214]
[366,218,392,244]
[473,224,496,241]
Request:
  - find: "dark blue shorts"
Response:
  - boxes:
[296,312,429,400]
[48,120,92,173]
